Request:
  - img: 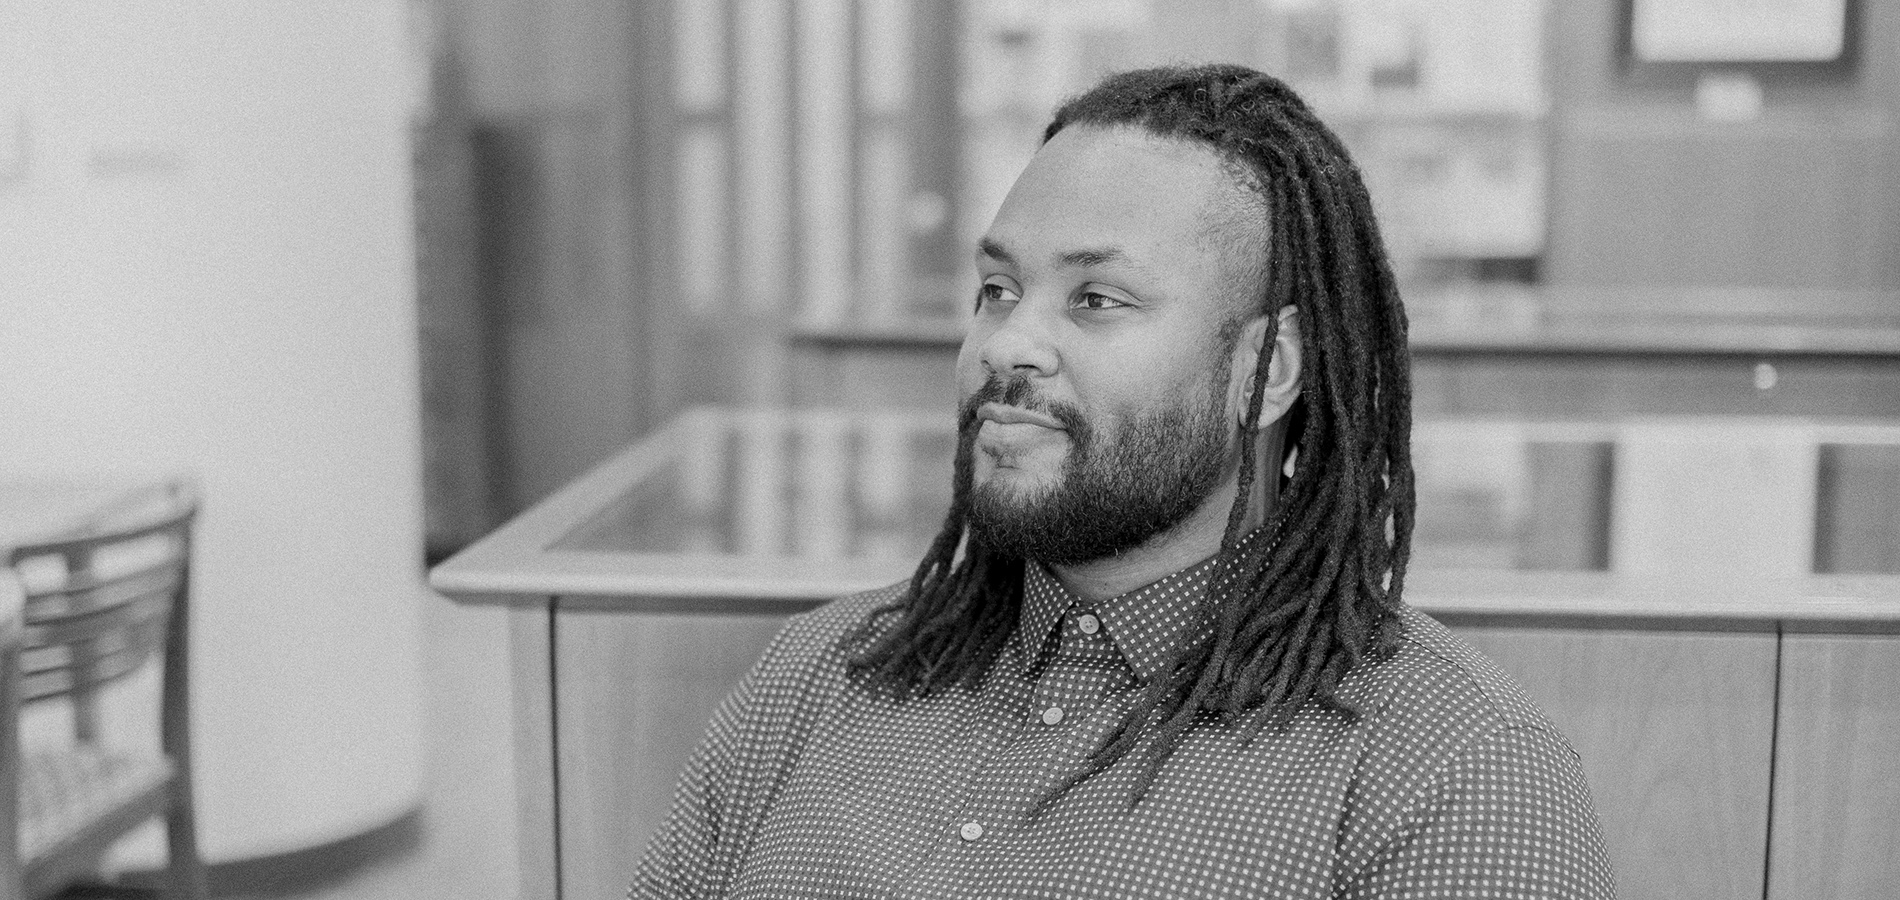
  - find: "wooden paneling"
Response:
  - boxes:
[554,608,790,900]
[1453,626,1780,900]
[1768,635,1900,899]
[508,605,558,900]
[534,601,1900,899]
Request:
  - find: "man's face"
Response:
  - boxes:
[957,125,1263,564]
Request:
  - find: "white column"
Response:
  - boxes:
[0,0,426,865]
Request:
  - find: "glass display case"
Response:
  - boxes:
[436,406,1899,618]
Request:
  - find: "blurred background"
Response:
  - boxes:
[0,1,1895,899]
[408,0,1896,554]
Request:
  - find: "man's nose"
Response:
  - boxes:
[979,303,1059,378]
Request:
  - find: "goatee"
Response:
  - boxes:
[958,374,1229,565]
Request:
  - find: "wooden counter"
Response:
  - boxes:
[432,407,1900,900]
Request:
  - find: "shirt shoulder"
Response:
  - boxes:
[1343,605,1577,761]
[1334,609,1615,897]
[742,580,909,692]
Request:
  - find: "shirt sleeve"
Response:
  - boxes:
[1345,725,1618,899]
[626,667,758,900]
[626,604,857,900]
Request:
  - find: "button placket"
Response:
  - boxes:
[1028,610,1120,731]
[912,661,1034,875]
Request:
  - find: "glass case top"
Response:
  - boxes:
[552,409,1900,578]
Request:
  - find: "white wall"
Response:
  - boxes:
[0,0,428,864]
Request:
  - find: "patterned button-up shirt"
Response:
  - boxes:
[631,557,1616,898]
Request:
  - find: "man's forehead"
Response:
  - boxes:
[980,126,1267,274]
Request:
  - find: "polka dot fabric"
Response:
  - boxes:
[631,560,1616,899]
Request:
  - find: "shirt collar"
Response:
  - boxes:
[1017,553,1224,684]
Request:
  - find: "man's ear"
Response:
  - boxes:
[1226,305,1302,430]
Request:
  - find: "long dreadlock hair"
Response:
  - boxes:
[847,63,1416,802]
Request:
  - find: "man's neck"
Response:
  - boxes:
[1044,494,1236,603]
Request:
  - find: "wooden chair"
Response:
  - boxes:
[0,482,205,900]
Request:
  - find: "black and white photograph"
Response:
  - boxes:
[2,1,1896,898]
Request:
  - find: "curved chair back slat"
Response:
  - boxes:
[24,558,183,624]
[23,577,175,654]
[19,603,170,703]
[8,490,193,705]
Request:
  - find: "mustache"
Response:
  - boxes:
[958,374,1088,435]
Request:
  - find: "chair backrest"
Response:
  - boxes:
[7,482,197,738]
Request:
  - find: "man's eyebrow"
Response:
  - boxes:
[1058,247,1132,269]
[977,237,1138,272]
[976,237,1015,266]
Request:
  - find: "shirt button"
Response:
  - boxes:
[959,821,984,842]
[1041,705,1065,725]
[1076,613,1100,635]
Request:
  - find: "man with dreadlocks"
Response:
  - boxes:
[633,64,1615,899]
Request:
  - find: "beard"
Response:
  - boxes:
[959,373,1232,565]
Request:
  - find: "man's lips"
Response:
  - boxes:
[976,403,1066,430]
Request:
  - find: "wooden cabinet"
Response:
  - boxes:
[545,617,1900,900]
[1455,625,1900,900]
[434,411,1900,899]
[1454,626,1780,900]
[551,617,1900,900]
[1767,634,1900,899]
[552,609,787,900]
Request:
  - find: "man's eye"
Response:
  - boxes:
[1074,291,1127,311]
[975,283,1020,310]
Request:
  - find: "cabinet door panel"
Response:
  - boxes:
[1455,627,1778,900]
[1769,635,1900,900]
[555,609,790,900]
